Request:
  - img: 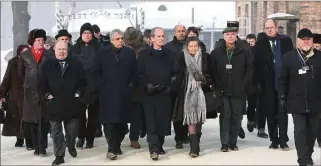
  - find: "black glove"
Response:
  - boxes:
[145,83,157,95]
[192,72,205,82]
[161,86,171,94]
[279,95,287,110]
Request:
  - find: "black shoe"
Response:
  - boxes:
[25,139,34,150]
[150,152,159,161]
[68,147,77,157]
[269,142,279,149]
[95,129,103,138]
[107,152,117,160]
[183,138,190,144]
[115,149,123,155]
[175,141,183,149]
[159,148,165,155]
[189,134,199,157]
[85,142,94,149]
[257,131,269,138]
[15,138,24,147]
[247,121,255,132]
[39,149,47,157]
[34,149,39,156]
[238,127,245,139]
[221,144,229,152]
[229,144,239,151]
[319,143,321,148]
[280,142,290,151]
[52,157,65,166]
[76,139,84,148]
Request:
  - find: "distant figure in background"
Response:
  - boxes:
[312,33,321,51]
[44,36,55,50]
[186,26,207,53]
[143,29,152,46]
[54,29,73,52]
[246,34,256,47]
[0,45,31,148]
[92,24,110,47]
[278,26,285,35]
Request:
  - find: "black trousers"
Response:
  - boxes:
[24,119,50,153]
[173,121,188,142]
[219,97,245,145]
[129,102,145,141]
[103,123,127,153]
[50,119,79,157]
[292,113,319,165]
[317,118,321,144]
[78,102,99,143]
[266,91,289,144]
[147,133,165,154]
[247,93,266,129]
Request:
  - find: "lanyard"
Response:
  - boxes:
[296,48,308,66]
[226,49,233,64]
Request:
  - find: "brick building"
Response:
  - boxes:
[235,1,321,44]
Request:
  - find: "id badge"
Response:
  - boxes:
[226,64,232,69]
[273,59,276,64]
[298,69,306,75]
[302,66,310,71]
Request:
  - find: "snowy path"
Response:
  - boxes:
[1,116,320,165]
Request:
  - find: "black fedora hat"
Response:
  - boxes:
[55,29,72,40]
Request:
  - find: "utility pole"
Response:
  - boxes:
[210,16,216,51]
[191,7,194,25]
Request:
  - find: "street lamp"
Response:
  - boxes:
[158,5,167,11]
[210,16,216,51]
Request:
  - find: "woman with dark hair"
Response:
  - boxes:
[0,44,33,148]
[186,27,207,53]
[173,37,214,157]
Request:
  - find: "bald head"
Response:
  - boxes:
[265,19,277,37]
[174,25,186,41]
[54,41,68,60]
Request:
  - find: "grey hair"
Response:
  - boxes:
[110,29,123,41]
[151,27,165,37]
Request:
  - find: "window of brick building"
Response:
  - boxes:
[238,6,241,16]
[245,4,248,17]
[274,2,279,13]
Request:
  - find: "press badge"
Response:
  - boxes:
[298,69,306,75]
[226,64,233,69]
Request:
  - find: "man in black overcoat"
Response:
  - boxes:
[93,29,137,160]
[254,19,293,150]
[137,27,181,160]
[40,41,85,166]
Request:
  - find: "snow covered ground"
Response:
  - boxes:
[1,116,320,165]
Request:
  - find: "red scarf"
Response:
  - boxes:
[31,46,44,64]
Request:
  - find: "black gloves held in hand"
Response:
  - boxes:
[279,95,287,110]
[192,72,205,82]
[145,83,171,95]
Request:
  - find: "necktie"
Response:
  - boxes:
[60,61,65,69]
[271,40,276,57]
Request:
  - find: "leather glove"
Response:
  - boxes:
[161,86,171,94]
[192,72,205,82]
[279,95,287,110]
[145,83,157,95]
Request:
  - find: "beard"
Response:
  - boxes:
[301,46,312,51]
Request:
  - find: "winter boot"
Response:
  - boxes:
[196,132,202,152]
[189,134,199,157]
[15,137,24,147]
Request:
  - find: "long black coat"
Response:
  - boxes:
[93,45,137,124]
[39,56,86,122]
[71,37,101,105]
[0,56,24,136]
[210,41,253,98]
[173,51,215,123]
[137,46,180,136]
[278,49,321,115]
[254,34,293,115]
[18,49,54,123]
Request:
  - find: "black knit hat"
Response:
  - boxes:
[297,28,313,39]
[313,33,321,44]
[92,24,100,33]
[27,29,47,46]
[80,22,93,35]
[55,29,72,39]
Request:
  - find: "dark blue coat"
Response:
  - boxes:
[93,45,137,124]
